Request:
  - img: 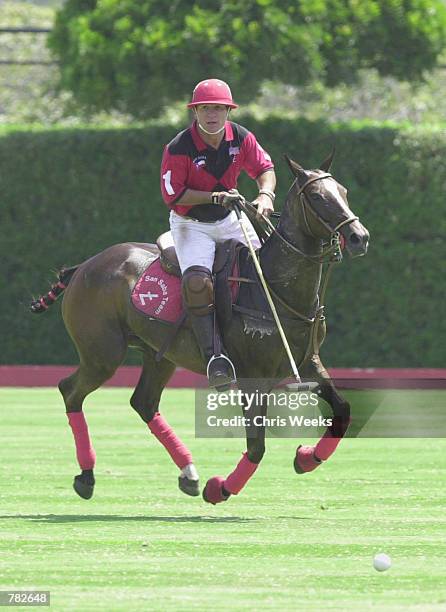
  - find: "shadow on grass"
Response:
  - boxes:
[0,514,261,524]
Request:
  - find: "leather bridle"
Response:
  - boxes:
[245,172,359,266]
[239,172,360,324]
[296,173,358,241]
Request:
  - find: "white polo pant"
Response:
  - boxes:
[169,210,261,273]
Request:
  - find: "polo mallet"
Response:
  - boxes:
[233,203,319,393]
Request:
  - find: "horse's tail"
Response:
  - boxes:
[30,265,79,314]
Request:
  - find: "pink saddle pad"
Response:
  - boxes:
[131,257,240,323]
[131,258,182,323]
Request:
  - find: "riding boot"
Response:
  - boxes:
[182,265,236,391]
[189,312,236,391]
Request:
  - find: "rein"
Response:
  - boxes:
[235,172,359,367]
[242,174,356,265]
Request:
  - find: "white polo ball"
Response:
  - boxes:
[373,553,391,572]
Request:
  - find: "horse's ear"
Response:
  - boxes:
[284,154,303,174]
[284,154,307,184]
[319,147,335,172]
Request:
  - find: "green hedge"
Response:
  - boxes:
[1,119,445,367]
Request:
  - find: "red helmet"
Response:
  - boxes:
[187,79,238,108]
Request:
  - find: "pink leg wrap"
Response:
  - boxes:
[147,412,192,469]
[67,411,96,470]
[314,433,342,461]
[314,418,350,461]
[224,452,259,495]
[296,445,321,473]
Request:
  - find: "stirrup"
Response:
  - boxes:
[207,354,236,391]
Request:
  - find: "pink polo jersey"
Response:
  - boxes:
[160,120,274,222]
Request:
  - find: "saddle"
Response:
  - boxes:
[156,231,244,328]
[150,231,293,361]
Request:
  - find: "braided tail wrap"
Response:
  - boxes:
[30,265,79,314]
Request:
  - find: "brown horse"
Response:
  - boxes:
[31,154,369,504]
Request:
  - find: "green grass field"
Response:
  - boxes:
[1,388,446,611]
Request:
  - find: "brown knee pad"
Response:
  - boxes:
[182,266,214,316]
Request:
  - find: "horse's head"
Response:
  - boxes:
[284,152,369,257]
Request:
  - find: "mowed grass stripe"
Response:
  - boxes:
[1,388,445,611]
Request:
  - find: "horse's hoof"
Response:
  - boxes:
[178,476,200,497]
[202,476,231,505]
[294,445,322,474]
[73,473,95,499]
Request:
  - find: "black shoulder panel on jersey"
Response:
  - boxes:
[229,122,250,145]
[167,128,197,156]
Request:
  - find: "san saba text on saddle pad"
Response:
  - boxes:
[131,259,182,322]
[131,257,239,323]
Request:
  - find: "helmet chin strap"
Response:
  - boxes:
[195,109,230,135]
